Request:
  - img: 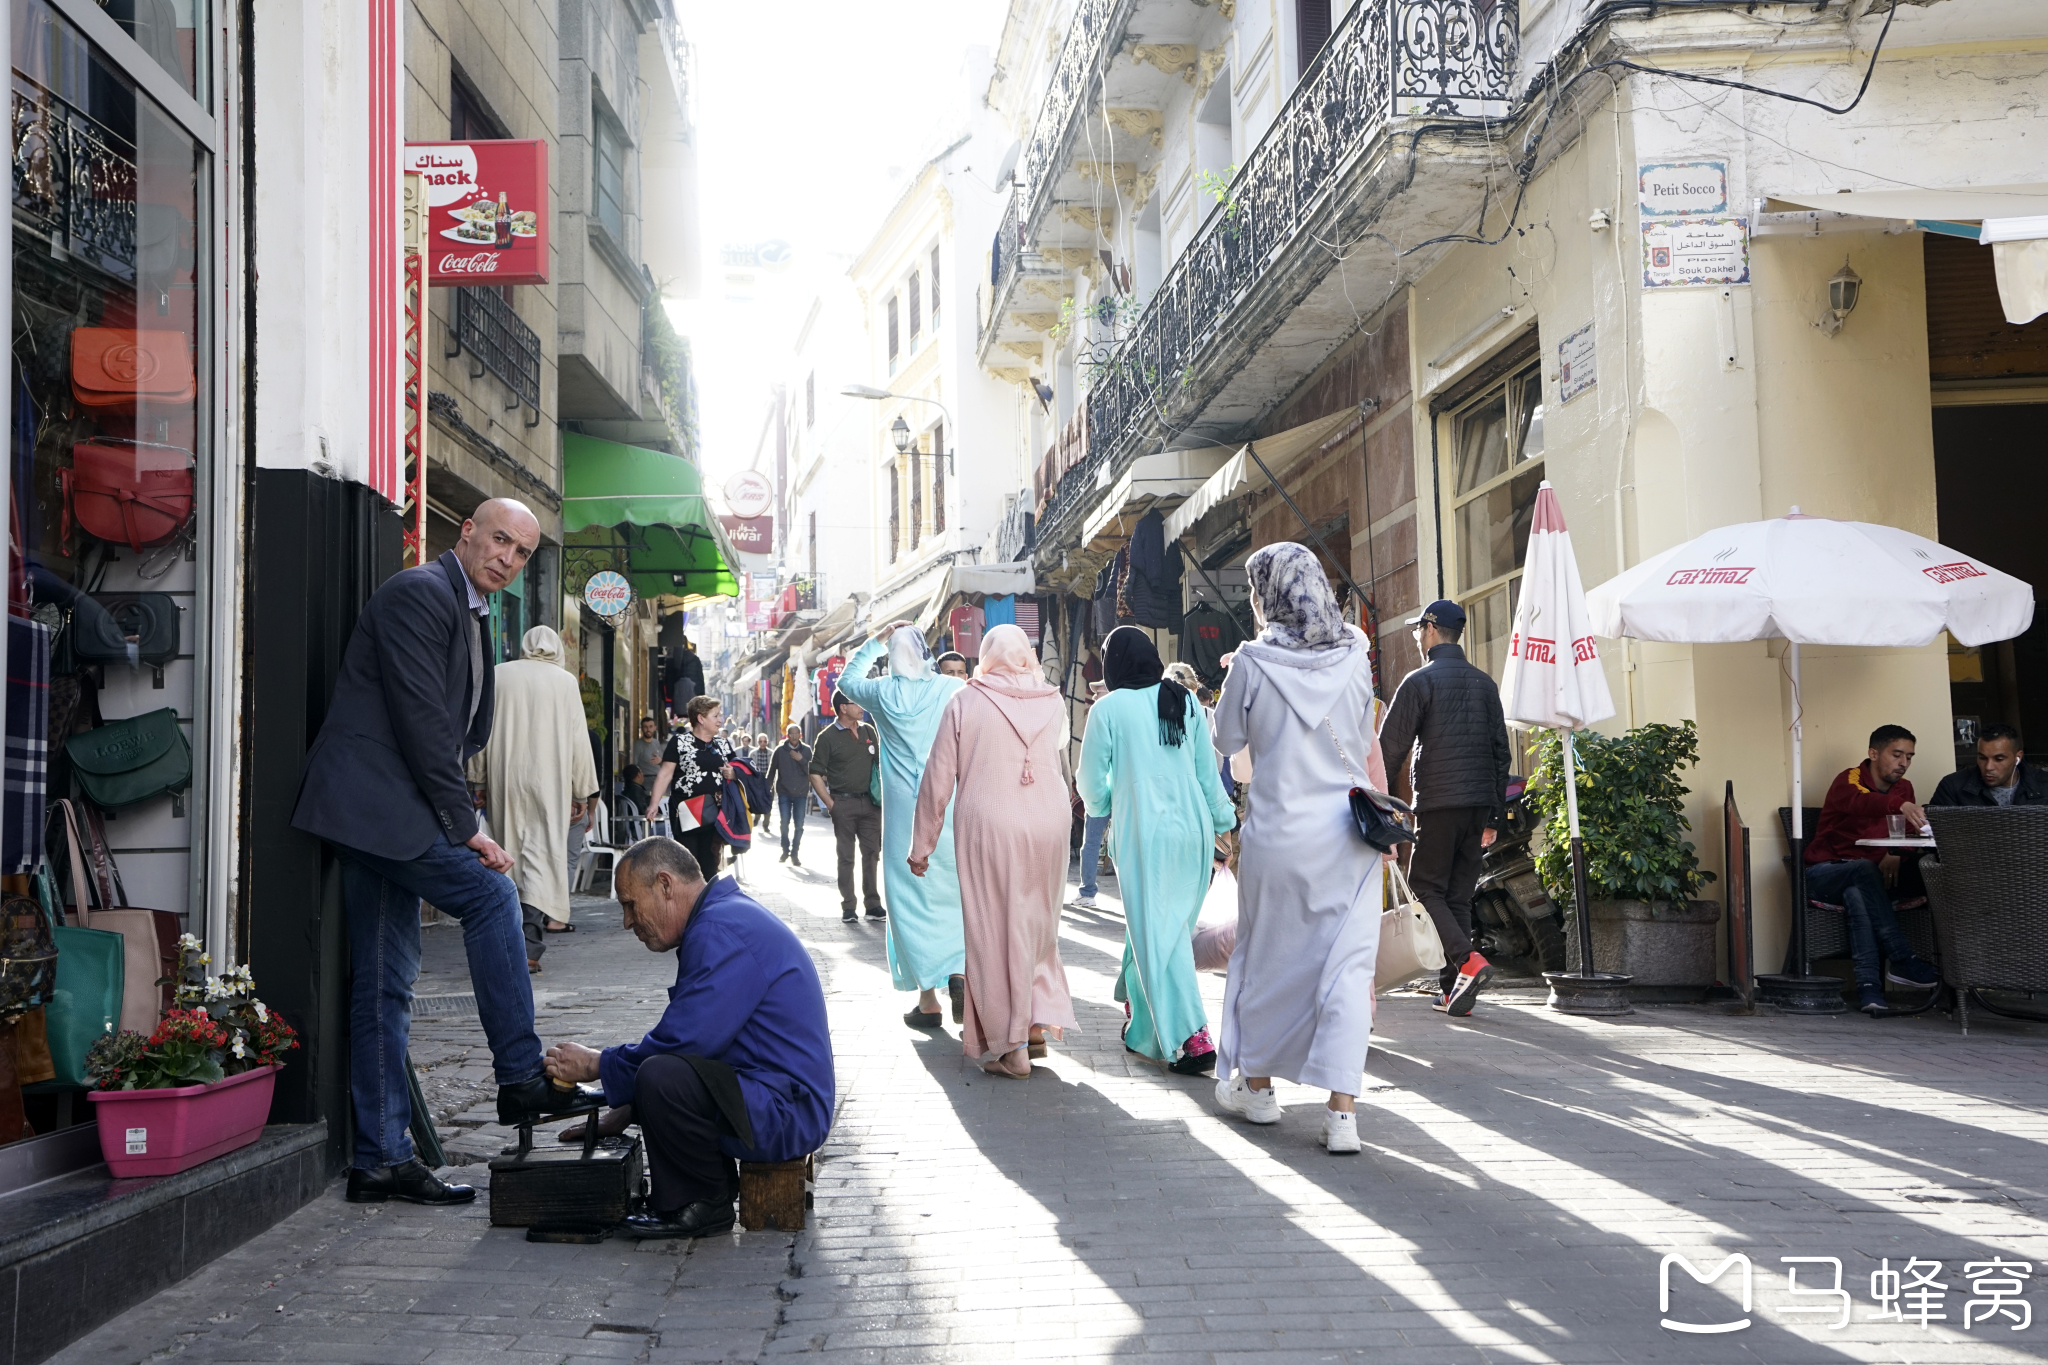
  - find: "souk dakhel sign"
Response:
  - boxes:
[403,140,551,285]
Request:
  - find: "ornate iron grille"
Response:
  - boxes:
[451,285,542,422]
[1045,0,1514,537]
[12,81,139,281]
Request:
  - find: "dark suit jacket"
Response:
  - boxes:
[291,552,495,860]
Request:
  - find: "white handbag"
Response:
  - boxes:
[1375,857,1447,990]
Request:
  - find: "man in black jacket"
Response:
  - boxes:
[1377,599,1512,1017]
[1930,724,2048,808]
[292,499,582,1206]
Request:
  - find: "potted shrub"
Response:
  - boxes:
[84,936,299,1177]
[1526,721,1721,1000]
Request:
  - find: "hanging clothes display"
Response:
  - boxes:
[1123,510,1185,628]
[1091,559,1118,637]
[1179,600,1246,689]
[982,595,1016,629]
[5,617,51,872]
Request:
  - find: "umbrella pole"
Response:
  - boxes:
[1790,641,1810,977]
[1564,729,1595,975]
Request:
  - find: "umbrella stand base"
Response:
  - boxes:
[1543,972,1635,1017]
[1756,973,1847,1014]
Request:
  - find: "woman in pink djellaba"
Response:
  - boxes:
[909,624,1078,1077]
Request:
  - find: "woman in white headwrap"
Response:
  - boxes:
[1210,542,1381,1154]
[466,626,600,970]
[910,624,1078,1077]
[836,620,969,1027]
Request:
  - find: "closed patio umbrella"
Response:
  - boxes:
[1587,509,2034,1010]
[1499,483,1622,1013]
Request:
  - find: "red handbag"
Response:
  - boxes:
[60,441,195,553]
[69,328,195,413]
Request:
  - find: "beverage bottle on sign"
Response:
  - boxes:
[495,191,510,247]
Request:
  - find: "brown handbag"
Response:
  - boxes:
[68,328,195,412]
[60,441,195,553]
[53,800,178,1036]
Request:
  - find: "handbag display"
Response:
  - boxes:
[65,591,180,682]
[1323,717,1417,853]
[0,890,59,1019]
[53,800,178,1036]
[69,328,196,412]
[22,856,123,1090]
[60,440,195,553]
[66,706,192,812]
[1375,858,1448,990]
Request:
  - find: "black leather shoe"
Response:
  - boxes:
[347,1159,475,1205]
[622,1199,737,1239]
[497,1076,602,1127]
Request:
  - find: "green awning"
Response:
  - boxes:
[562,433,740,605]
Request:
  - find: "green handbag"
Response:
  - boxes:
[65,706,192,814]
[23,860,124,1091]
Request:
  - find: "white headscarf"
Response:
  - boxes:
[521,625,565,664]
[887,624,933,679]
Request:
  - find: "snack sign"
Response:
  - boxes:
[403,140,550,285]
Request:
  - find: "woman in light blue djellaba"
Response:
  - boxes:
[1078,626,1236,1074]
[837,621,969,1027]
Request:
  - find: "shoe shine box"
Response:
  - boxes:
[488,1134,645,1228]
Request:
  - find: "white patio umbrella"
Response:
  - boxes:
[1499,483,1618,1000]
[1586,508,2035,1000]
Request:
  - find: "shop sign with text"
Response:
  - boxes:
[404,140,551,285]
[720,515,774,555]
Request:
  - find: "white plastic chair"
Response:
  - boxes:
[574,798,618,895]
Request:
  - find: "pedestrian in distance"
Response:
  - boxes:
[768,723,813,866]
[1078,627,1235,1074]
[809,692,886,922]
[836,621,970,1029]
[646,694,738,882]
[936,651,970,680]
[1211,541,1383,1154]
[749,733,774,827]
[1375,599,1511,1017]
[631,714,663,779]
[291,498,587,1205]
[465,625,599,972]
[1072,675,1112,910]
[910,624,1079,1078]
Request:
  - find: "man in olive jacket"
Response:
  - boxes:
[1377,599,1512,1017]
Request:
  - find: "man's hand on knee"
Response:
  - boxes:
[545,1041,602,1084]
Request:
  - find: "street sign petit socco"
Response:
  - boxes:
[403,140,551,285]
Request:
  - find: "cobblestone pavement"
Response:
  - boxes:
[52,846,2048,1364]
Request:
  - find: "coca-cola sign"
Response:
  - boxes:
[404,140,550,286]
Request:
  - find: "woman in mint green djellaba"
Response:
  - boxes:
[836,621,968,1027]
[1078,626,1237,1074]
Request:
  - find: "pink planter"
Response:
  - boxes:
[88,1065,279,1178]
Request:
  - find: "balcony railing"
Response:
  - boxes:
[451,286,542,425]
[1043,0,1516,537]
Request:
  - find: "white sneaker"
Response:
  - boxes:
[1215,1075,1281,1125]
[1071,894,1098,909]
[1321,1109,1361,1154]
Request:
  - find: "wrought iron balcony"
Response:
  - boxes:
[1041,0,1516,540]
[450,286,543,426]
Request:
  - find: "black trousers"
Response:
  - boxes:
[677,822,725,881]
[829,792,883,912]
[634,1054,740,1214]
[1407,805,1487,989]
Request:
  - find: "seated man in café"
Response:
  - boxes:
[1929,723,2048,808]
[543,838,834,1238]
[616,764,652,819]
[1802,724,1941,1014]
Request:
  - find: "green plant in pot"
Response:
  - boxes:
[1525,721,1721,991]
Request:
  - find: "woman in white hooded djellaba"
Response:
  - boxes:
[1211,542,1382,1154]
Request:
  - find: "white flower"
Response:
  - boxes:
[231,1034,247,1059]
[254,1001,269,1023]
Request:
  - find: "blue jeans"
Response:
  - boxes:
[1803,858,1923,989]
[778,790,807,856]
[341,834,543,1169]
[1077,814,1110,897]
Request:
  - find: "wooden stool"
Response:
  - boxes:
[737,1155,814,1231]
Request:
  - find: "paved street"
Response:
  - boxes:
[53,847,2048,1364]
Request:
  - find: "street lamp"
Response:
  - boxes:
[840,384,955,474]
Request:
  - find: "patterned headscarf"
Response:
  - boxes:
[1245,541,1346,651]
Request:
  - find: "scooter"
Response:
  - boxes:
[1469,781,1568,975]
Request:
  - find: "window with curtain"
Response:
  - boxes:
[592,105,627,244]
[1451,358,1546,681]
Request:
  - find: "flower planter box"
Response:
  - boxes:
[88,1065,278,1178]
[1564,899,1723,1001]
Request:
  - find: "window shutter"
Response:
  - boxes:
[930,246,942,322]
[909,272,922,340]
[806,371,815,426]
[931,421,946,533]
[1297,0,1333,75]
[889,464,900,561]
[887,297,899,362]
[910,450,923,548]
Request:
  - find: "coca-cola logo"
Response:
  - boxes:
[437,252,504,275]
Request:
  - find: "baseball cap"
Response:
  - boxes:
[1407,599,1467,630]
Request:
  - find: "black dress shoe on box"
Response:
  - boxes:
[347,1158,475,1205]
[622,1199,737,1240]
[497,1075,602,1127]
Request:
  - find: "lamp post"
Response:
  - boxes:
[840,384,955,475]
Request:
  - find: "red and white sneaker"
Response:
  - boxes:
[1434,952,1493,1017]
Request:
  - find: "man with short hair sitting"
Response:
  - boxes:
[542,838,834,1239]
[1803,724,1941,1015]
[1930,723,2048,808]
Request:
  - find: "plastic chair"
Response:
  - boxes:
[575,799,618,895]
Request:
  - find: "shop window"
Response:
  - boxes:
[592,104,627,245]
[101,0,205,98]
[1451,359,1545,680]
[13,0,208,914]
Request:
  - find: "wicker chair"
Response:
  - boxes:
[1776,807,1936,966]
[1921,807,2048,1033]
